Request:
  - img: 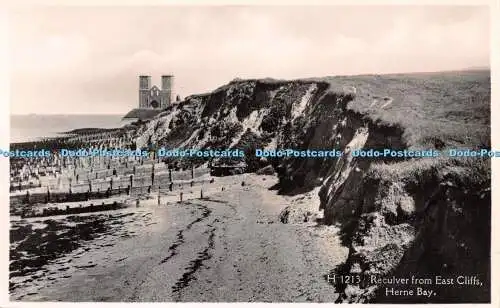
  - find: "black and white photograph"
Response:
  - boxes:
[4,2,495,304]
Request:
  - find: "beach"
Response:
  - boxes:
[10,174,348,302]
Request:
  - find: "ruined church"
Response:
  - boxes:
[138,75,174,109]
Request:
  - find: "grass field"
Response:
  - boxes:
[313,69,490,149]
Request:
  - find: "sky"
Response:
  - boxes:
[9,5,490,115]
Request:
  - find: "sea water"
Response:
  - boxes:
[10,114,130,143]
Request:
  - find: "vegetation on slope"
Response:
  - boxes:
[314,70,490,149]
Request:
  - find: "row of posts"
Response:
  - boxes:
[21,156,198,202]
[75,162,196,184]
[62,150,165,173]
[84,164,195,193]
[24,179,211,206]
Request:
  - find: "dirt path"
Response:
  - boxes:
[16,175,348,302]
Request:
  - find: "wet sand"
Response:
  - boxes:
[11,174,348,302]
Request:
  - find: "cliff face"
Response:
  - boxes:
[133,78,339,176]
[327,157,490,303]
[131,71,490,303]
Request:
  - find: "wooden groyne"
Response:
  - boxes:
[10,177,212,206]
[20,201,126,219]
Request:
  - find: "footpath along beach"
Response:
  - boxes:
[11,173,348,302]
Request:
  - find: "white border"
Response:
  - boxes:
[0,5,11,307]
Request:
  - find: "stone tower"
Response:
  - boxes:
[139,75,151,108]
[161,75,174,108]
[138,75,174,109]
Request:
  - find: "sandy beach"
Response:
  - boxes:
[11,174,348,302]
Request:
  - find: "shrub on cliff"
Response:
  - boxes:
[261,104,287,133]
[230,129,267,172]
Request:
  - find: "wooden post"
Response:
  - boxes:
[151,164,155,186]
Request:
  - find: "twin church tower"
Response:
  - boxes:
[138,75,174,109]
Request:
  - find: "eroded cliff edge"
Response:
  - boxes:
[131,70,490,303]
